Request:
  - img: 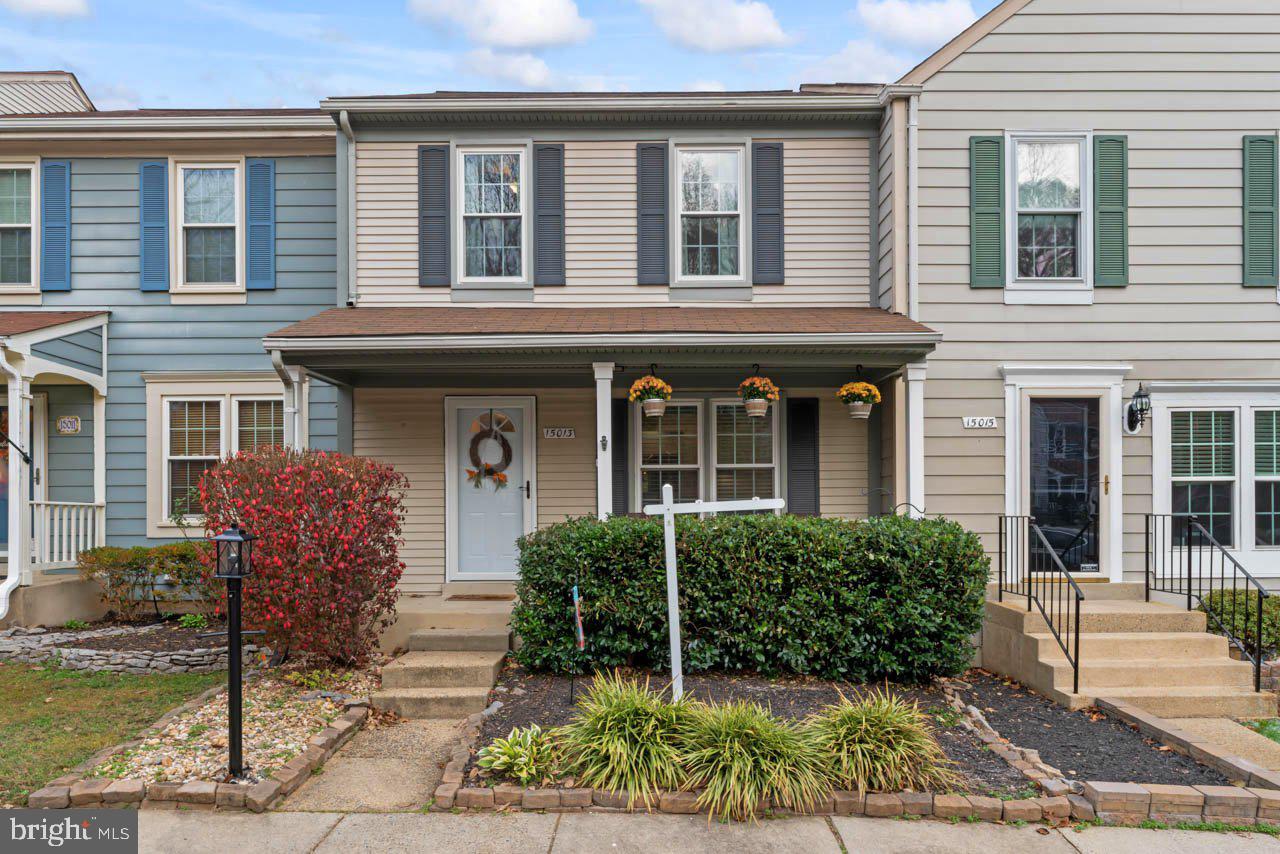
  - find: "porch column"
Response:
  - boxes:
[92,390,106,546]
[593,362,615,520]
[5,365,30,585]
[906,360,927,518]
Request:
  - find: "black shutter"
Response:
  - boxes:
[418,145,450,286]
[752,141,784,284]
[636,143,668,285]
[786,398,820,516]
[611,398,630,515]
[534,144,566,285]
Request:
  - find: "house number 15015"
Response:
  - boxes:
[962,416,997,429]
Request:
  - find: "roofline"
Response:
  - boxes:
[898,0,1035,85]
[264,330,942,353]
[320,92,884,115]
[0,70,94,111]
[0,114,336,132]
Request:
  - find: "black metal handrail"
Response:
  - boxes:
[998,514,1085,694]
[1146,513,1270,692]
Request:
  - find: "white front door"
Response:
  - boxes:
[446,397,536,581]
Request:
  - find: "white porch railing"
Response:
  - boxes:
[32,501,106,571]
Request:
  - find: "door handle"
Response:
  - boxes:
[1104,475,1110,496]
[523,480,531,499]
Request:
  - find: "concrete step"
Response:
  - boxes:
[1085,686,1277,719]
[380,650,507,689]
[371,686,492,719]
[992,599,1207,634]
[1077,582,1147,601]
[407,628,512,652]
[1048,658,1258,691]
[1030,631,1229,660]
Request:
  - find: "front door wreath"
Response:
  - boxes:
[467,412,513,489]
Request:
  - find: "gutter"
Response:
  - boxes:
[0,345,22,621]
[337,111,357,306]
[270,349,302,451]
[320,93,883,114]
[0,115,336,132]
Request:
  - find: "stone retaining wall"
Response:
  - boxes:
[0,625,263,674]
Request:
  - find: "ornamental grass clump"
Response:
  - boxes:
[808,687,957,795]
[679,700,830,822]
[477,724,560,786]
[558,671,690,808]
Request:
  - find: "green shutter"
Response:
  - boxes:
[1093,135,1128,286]
[969,136,1004,287]
[1244,134,1279,287]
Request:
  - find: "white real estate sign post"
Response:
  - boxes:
[643,483,786,700]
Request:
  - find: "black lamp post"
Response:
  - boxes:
[204,525,261,779]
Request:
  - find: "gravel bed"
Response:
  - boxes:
[469,664,1028,795]
[953,670,1233,786]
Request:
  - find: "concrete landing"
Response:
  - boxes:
[1170,717,1280,771]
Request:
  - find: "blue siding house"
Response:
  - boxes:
[0,76,340,622]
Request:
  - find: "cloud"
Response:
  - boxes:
[801,38,913,85]
[408,0,592,49]
[463,48,553,88]
[0,0,88,16]
[855,0,976,48]
[686,79,726,92]
[637,0,788,52]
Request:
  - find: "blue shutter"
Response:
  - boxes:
[419,145,450,286]
[533,144,566,285]
[636,143,669,285]
[751,141,784,284]
[245,158,276,290]
[138,160,169,291]
[40,159,71,292]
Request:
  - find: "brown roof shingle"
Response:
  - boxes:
[0,311,106,336]
[267,306,935,340]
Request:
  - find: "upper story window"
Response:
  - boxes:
[176,161,242,292]
[1012,136,1086,283]
[0,164,34,289]
[678,148,743,279]
[460,148,525,281]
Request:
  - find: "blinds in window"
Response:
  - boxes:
[1256,410,1280,476]
[237,399,284,451]
[1171,410,1234,478]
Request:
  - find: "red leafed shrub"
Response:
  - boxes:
[199,446,408,665]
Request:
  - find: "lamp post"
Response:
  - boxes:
[204,525,262,779]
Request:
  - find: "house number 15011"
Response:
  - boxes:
[962,416,997,429]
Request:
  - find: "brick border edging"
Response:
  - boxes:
[26,703,370,813]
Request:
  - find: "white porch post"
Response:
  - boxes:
[9,371,30,585]
[906,360,927,518]
[92,390,106,546]
[593,362,615,520]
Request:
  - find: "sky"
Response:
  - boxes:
[0,0,1002,110]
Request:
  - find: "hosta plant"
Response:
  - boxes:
[680,700,829,822]
[476,724,560,786]
[559,671,690,808]
[807,687,957,794]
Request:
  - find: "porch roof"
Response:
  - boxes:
[0,311,106,337]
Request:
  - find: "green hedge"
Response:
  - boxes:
[1200,590,1280,655]
[511,513,988,681]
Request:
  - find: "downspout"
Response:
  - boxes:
[337,110,357,307]
[907,93,920,321]
[270,349,301,451]
[0,345,24,620]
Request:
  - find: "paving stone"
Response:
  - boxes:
[1249,787,1280,820]
[1034,796,1070,820]
[1196,785,1258,818]
[139,799,176,810]
[215,784,247,809]
[1067,794,1095,822]
[102,778,145,804]
[1002,799,1041,822]
[177,780,218,804]
[1097,810,1148,826]
[899,791,932,815]
[1144,784,1204,812]
[432,783,458,810]
[659,791,699,814]
[561,788,592,808]
[69,778,110,806]
[245,780,282,813]
[456,787,495,809]
[932,793,972,818]
[832,790,864,816]
[272,762,309,796]
[863,793,903,817]
[1150,812,1204,825]
[1039,779,1071,797]
[1083,781,1150,812]
[968,795,1004,821]
[145,782,183,802]
[27,786,69,809]
[522,789,559,810]
[493,784,524,806]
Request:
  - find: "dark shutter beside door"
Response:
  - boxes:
[611,398,630,515]
[969,136,1004,288]
[786,398,820,516]
[138,160,168,292]
[534,144,566,285]
[752,141,784,284]
[418,145,450,287]
[636,143,668,285]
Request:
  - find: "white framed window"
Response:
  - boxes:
[635,400,702,506]
[1006,133,1091,302]
[233,397,285,452]
[675,146,745,282]
[164,397,225,518]
[0,161,37,293]
[1253,410,1280,548]
[711,400,779,502]
[456,147,527,282]
[173,160,243,293]
[1169,409,1236,548]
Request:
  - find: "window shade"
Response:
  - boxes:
[1171,410,1234,478]
[1256,410,1280,476]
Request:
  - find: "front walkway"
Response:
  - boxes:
[137,811,1280,854]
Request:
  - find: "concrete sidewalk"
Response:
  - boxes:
[138,810,1280,854]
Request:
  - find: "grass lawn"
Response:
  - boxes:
[0,661,223,805]
[1244,719,1280,744]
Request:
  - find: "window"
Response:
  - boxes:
[1255,410,1280,546]
[1170,410,1236,547]
[235,398,284,452]
[638,403,701,505]
[177,162,240,290]
[678,148,742,279]
[713,402,777,502]
[460,149,524,280]
[166,399,222,517]
[0,165,34,287]
[1010,136,1088,285]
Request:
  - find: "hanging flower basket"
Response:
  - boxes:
[838,381,881,420]
[738,375,781,418]
[630,375,673,418]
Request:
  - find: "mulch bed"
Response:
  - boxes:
[467,663,1029,796]
[61,620,228,654]
[953,670,1233,786]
